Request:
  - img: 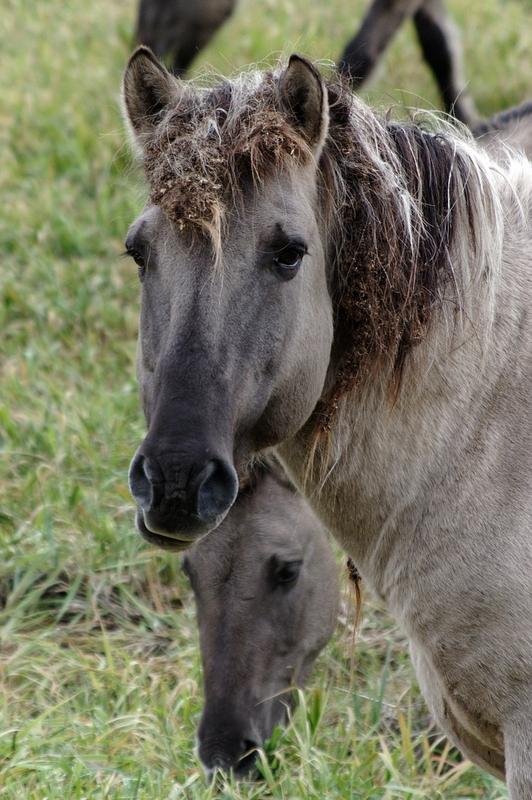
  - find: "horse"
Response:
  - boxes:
[135,0,235,76]
[338,0,478,126]
[122,48,532,797]
[135,0,477,124]
[474,100,532,160]
[183,460,339,779]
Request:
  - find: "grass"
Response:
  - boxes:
[0,0,529,794]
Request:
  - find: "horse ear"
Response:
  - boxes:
[278,55,329,155]
[122,46,182,142]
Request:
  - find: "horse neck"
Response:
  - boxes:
[279,100,532,596]
[276,270,504,598]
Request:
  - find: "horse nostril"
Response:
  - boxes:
[235,738,261,775]
[240,738,260,757]
[129,451,238,521]
[128,452,155,510]
[196,458,238,520]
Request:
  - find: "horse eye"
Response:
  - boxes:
[127,248,146,276]
[275,559,302,585]
[273,245,305,275]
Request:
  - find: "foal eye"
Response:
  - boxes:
[275,559,302,585]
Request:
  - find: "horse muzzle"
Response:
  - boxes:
[197,729,263,782]
[128,448,239,548]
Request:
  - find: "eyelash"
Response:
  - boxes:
[273,245,306,271]
[124,248,147,277]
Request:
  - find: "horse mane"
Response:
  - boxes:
[141,63,505,420]
[315,82,502,425]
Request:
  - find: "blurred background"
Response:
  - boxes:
[1,0,530,796]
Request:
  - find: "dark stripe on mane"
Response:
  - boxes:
[316,83,477,425]
[473,99,532,138]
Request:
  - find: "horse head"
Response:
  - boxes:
[123,48,334,548]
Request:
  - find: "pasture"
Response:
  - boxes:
[1,0,531,796]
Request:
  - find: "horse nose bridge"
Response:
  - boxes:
[155,305,234,391]
[130,330,241,536]
[150,291,261,423]
[144,346,238,446]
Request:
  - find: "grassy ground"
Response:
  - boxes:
[1,0,531,795]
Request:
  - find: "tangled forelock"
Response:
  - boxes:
[142,71,312,244]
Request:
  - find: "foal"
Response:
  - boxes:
[184,461,338,779]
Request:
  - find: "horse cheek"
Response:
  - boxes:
[136,283,168,426]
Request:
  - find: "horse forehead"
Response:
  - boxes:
[129,205,211,266]
[189,525,307,581]
[126,204,161,243]
[247,171,319,221]
[142,88,314,234]
[127,204,181,255]
[132,178,318,272]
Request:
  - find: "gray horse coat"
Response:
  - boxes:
[123,49,532,797]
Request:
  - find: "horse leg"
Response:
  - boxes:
[170,25,211,75]
[413,0,479,126]
[505,710,532,800]
[338,0,423,86]
[170,9,234,76]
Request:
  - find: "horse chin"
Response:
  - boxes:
[202,755,260,785]
[134,507,225,551]
[200,747,261,784]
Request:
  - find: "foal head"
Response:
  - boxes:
[183,462,339,779]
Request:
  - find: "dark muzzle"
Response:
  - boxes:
[198,731,262,781]
[129,445,238,548]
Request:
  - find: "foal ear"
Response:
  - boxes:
[278,55,329,155]
[122,46,182,142]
